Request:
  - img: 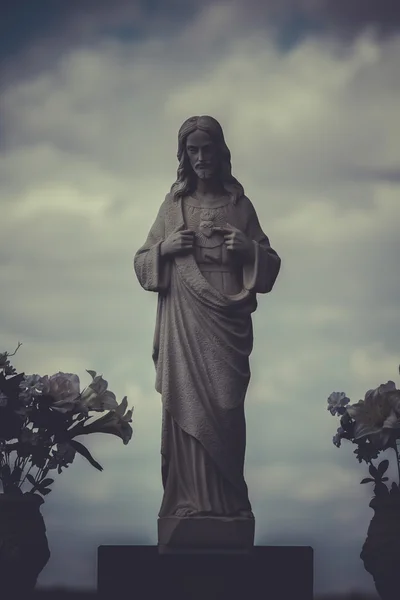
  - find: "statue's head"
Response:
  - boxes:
[170,115,244,203]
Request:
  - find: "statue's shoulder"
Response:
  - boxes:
[162,191,176,209]
[156,191,174,215]
[159,192,182,232]
[236,194,257,216]
[238,194,251,206]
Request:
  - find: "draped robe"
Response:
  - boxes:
[134,192,281,519]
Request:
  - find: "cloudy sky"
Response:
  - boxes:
[1,0,399,595]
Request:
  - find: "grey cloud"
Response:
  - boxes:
[231,0,400,40]
[3,0,400,89]
[344,166,400,183]
[311,0,400,39]
[0,0,198,85]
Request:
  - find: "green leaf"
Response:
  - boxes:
[1,465,11,479]
[10,466,22,484]
[69,439,103,472]
[26,474,36,485]
[369,464,378,478]
[377,459,389,476]
[115,396,128,416]
[86,370,97,380]
[360,478,374,484]
[41,488,52,496]
[40,478,54,487]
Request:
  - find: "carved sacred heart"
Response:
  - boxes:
[199,220,214,237]
[199,209,217,238]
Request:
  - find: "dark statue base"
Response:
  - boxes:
[157,515,255,554]
[98,545,313,600]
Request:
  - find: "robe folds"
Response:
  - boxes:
[134,193,281,518]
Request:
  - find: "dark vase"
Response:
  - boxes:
[360,494,400,600]
[0,492,50,595]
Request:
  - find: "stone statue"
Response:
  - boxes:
[134,115,281,553]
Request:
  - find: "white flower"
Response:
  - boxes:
[385,388,400,417]
[364,381,397,403]
[70,396,133,445]
[77,372,118,413]
[19,374,45,399]
[327,391,350,416]
[41,372,81,412]
[346,380,400,449]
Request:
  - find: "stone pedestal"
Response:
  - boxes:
[98,545,314,600]
[158,515,255,554]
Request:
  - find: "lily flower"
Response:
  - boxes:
[69,396,133,445]
[76,371,118,414]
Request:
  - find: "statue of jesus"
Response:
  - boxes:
[134,115,281,552]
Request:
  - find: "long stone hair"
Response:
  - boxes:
[170,115,245,204]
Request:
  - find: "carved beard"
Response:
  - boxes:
[196,167,214,179]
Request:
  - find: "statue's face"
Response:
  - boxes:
[186,129,219,180]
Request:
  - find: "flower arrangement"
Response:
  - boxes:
[327,367,400,498]
[0,344,133,497]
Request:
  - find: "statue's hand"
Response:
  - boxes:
[213,223,255,262]
[160,229,195,257]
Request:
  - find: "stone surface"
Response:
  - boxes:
[134,115,281,550]
[158,515,255,554]
[98,545,314,600]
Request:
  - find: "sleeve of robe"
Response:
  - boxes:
[133,195,172,294]
[241,196,281,294]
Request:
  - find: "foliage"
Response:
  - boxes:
[0,344,133,498]
[327,367,400,499]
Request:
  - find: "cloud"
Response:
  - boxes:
[6,0,400,59]
[4,0,400,88]
[307,0,400,39]
[1,4,399,596]
[349,343,400,388]
[230,0,400,41]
